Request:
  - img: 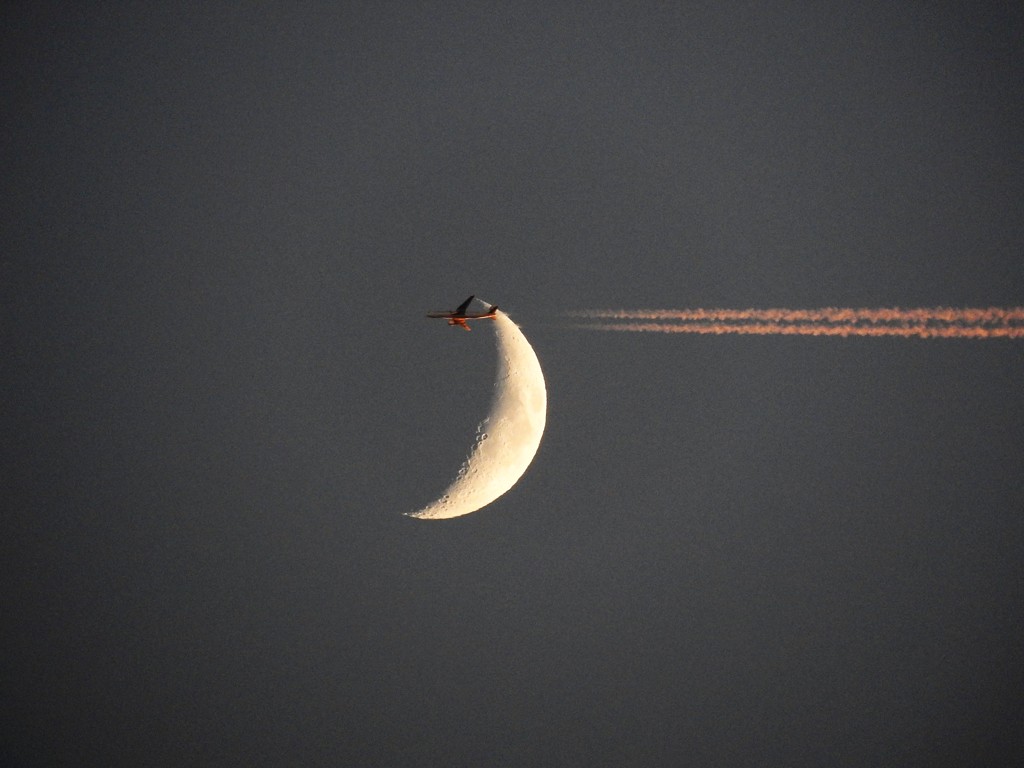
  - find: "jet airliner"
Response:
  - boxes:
[426,295,499,330]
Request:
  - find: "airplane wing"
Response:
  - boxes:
[454,295,475,315]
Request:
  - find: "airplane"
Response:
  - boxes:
[426,295,499,331]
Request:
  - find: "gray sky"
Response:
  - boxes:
[4,2,1023,765]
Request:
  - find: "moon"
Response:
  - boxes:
[408,308,547,520]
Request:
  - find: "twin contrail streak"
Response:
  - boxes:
[569,307,1024,339]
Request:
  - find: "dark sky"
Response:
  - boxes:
[4,2,1023,765]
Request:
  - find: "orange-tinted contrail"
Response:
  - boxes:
[568,307,1024,339]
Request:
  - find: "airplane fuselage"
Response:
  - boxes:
[442,314,496,330]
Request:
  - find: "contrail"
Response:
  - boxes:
[568,307,1024,339]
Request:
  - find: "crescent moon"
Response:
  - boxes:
[408,309,547,520]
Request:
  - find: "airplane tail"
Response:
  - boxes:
[489,305,499,314]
